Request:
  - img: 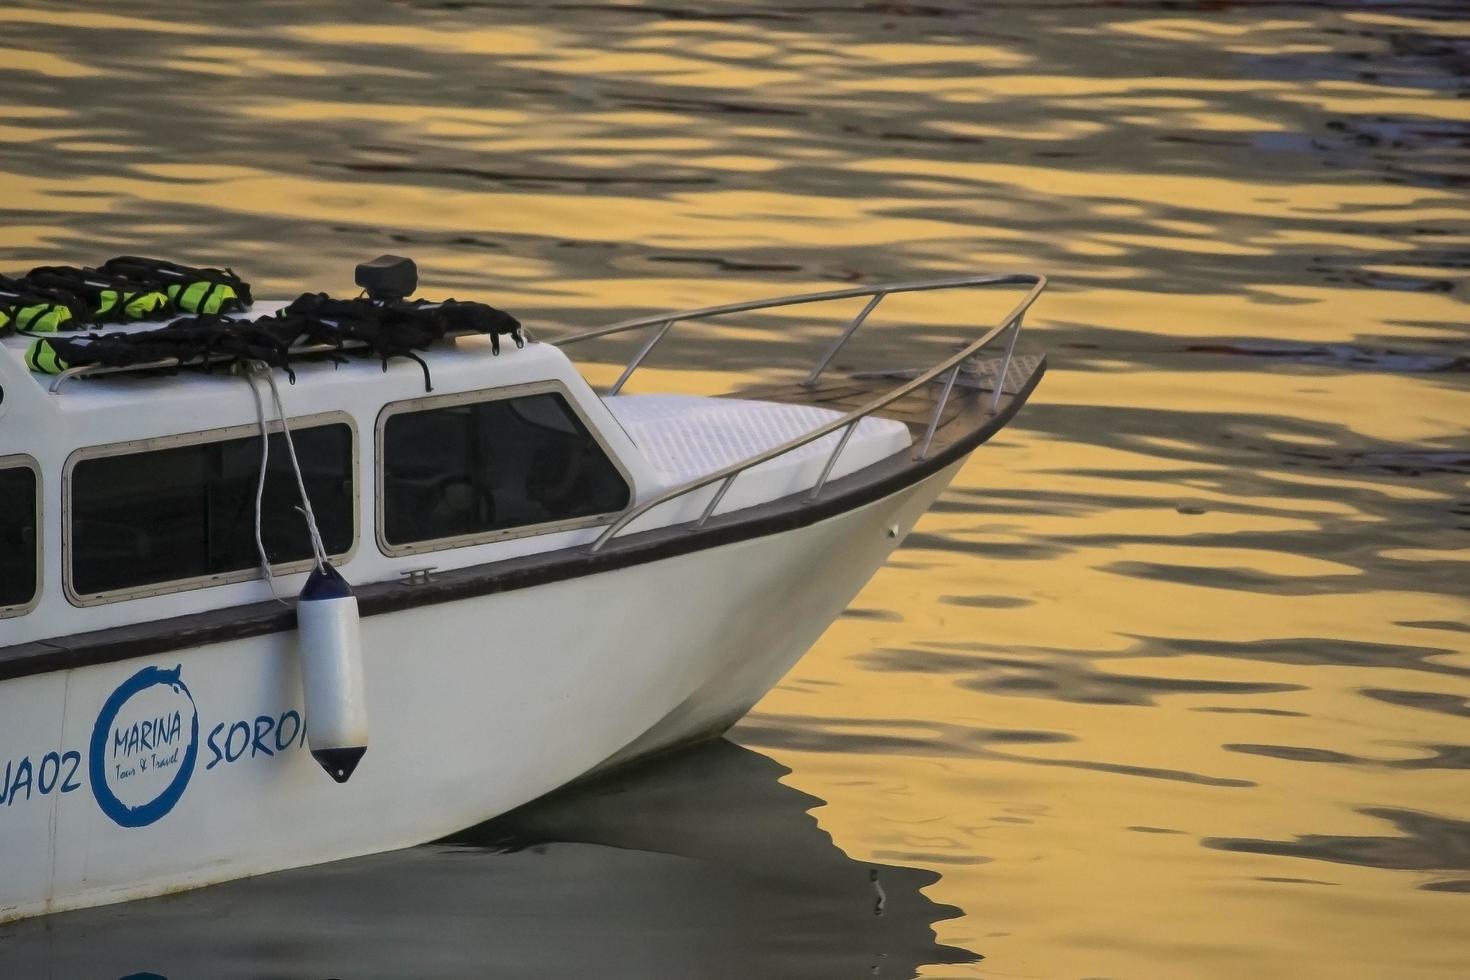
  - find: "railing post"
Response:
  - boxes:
[918,363,961,460]
[697,473,737,527]
[805,293,884,387]
[988,313,1023,415]
[590,521,621,553]
[609,319,675,396]
[809,420,858,500]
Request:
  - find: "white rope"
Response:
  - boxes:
[261,366,329,570]
[241,361,329,600]
[244,369,282,601]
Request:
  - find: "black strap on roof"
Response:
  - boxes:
[282,294,525,386]
[284,293,522,354]
[25,293,526,391]
[432,299,523,355]
[2,257,256,329]
[26,315,303,382]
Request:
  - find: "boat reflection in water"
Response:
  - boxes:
[1,739,975,979]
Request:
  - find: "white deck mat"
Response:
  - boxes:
[603,394,912,491]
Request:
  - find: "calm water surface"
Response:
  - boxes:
[1,1,1467,977]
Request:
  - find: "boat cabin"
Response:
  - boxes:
[0,301,925,649]
[1,270,1046,667]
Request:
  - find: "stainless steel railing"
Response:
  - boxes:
[553,273,1047,552]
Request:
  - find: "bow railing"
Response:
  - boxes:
[553,273,1047,552]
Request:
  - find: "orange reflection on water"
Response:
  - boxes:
[1,1,1466,976]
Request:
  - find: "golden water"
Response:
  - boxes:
[2,2,1467,977]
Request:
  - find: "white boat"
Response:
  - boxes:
[0,261,1046,921]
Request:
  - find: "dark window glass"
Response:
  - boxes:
[382,392,629,546]
[71,424,354,596]
[0,463,38,609]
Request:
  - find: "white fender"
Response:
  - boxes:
[296,563,368,783]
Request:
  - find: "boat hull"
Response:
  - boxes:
[0,459,961,922]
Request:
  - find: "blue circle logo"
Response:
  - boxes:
[89,665,200,828]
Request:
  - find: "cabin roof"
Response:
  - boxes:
[0,301,567,421]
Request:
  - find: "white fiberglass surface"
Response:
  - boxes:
[602,394,911,486]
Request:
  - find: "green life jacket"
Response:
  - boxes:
[0,274,89,336]
[24,266,173,323]
[24,337,69,374]
[164,280,240,315]
[99,256,252,316]
[1,302,73,334]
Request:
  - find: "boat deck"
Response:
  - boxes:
[736,351,1046,441]
[602,393,913,501]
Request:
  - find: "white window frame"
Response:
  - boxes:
[0,454,41,619]
[375,380,633,558]
[63,412,360,606]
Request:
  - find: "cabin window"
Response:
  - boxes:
[68,422,355,599]
[380,388,630,550]
[0,458,39,614]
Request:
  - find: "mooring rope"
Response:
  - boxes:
[243,367,278,597]
[242,361,329,601]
